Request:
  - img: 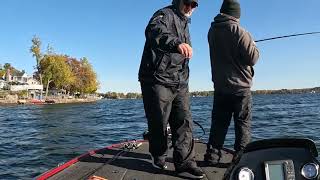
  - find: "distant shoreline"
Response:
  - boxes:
[103,87,320,99]
[252,87,320,95]
[0,97,101,105]
[1,87,318,104]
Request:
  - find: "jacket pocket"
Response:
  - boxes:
[155,53,170,74]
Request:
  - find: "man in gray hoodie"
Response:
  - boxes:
[138,0,204,178]
[204,0,260,165]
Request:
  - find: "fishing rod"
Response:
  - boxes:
[255,31,320,43]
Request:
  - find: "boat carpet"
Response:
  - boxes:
[46,141,233,180]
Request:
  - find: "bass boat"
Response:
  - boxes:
[37,137,319,180]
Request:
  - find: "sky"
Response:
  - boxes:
[0,0,319,93]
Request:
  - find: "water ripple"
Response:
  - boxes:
[0,94,319,179]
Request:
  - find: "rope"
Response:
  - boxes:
[193,119,206,141]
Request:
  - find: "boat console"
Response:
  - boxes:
[224,138,320,180]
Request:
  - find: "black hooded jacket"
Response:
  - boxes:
[138,1,191,87]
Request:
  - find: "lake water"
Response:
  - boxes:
[0,93,319,179]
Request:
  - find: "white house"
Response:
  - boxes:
[4,69,43,98]
[0,79,5,89]
[12,73,28,83]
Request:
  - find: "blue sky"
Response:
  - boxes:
[0,0,319,93]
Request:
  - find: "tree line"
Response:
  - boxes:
[102,91,214,99]
[30,36,99,97]
[252,87,320,94]
[0,63,25,80]
[103,88,320,99]
[103,92,142,99]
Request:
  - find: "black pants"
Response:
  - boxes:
[208,91,252,152]
[141,83,195,168]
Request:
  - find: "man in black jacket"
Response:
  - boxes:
[138,0,204,178]
[204,0,260,165]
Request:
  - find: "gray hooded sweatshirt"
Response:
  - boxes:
[208,13,260,95]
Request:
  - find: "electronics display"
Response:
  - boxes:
[264,160,295,180]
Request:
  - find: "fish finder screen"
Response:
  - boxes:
[267,164,285,180]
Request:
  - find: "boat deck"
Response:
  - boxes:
[43,141,234,180]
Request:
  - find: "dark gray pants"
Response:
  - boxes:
[141,83,195,168]
[208,91,252,152]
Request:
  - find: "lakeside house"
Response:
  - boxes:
[0,69,103,104]
[2,69,43,98]
[0,79,5,89]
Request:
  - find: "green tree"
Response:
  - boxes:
[0,63,24,77]
[40,55,75,98]
[17,90,28,98]
[3,63,12,70]
[0,70,4,78]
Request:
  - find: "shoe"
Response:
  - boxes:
[151,156,167,170]
[176,162,205,179]
[232,149,244,163]
[204,148,221,166]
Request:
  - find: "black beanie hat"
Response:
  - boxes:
[220,0,241,19]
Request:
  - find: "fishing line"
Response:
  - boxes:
[255,31,320,43]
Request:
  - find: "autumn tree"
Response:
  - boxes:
[30,35,45,98]
[79,57,99,93]
[66,57,82,93]
[30,36,99,96]
[30,36,43,85]
[67,57,99,94]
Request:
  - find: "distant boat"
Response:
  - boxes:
[30,99,44,104]
[36,138,319,180]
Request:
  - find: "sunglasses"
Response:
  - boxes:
[184,1,198,8]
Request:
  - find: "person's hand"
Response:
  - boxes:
[246,31,256,46]
[251,40,256,46]
[177,43,193,59]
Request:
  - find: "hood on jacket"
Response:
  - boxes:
[172,0,198,19]
[213,13,239,25]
